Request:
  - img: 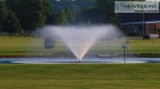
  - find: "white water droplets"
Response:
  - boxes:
[42,25,119,61]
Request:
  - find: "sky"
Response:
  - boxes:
[146,0,160,2]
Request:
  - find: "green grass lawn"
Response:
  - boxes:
[0,64,160,89]
[92,38,160,54]
[0,36,160,56]
[0,36,68,56]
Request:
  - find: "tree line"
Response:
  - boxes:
[0,0,52,37]
[0,0,145,37]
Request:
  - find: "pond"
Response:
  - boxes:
[0,58,160,64]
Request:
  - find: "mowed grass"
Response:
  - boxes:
[125,39,160,53]
[93,38,160,54]
[0,64,160,89]
[0,36,68,55]
[0,36,160,55]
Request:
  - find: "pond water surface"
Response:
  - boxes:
[0,58,160,64]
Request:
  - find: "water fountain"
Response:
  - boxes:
[43,25,119,61]
[0,25,160,64]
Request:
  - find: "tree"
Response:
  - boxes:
[56,10,68,25]
[2,10,21,37]
[96,0,114,15]
[81,6,96,24]
[5,0,52,31]
[96,0,119,25]
[48,0,95,24]
[0,1,7,32]
[65,9,77,24]
[109,13,122,28]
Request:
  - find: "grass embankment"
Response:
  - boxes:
[0,36,160,56]
[0,64,160,89]
[93,38,160,54]
[0,37,67,56]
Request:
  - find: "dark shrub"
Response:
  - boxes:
[127,32,141,36]
[143,35,150,39]
[44,37,55,49]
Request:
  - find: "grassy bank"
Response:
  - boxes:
[0,36,160,56]
[0,64,160,89]
[0,36,67,56]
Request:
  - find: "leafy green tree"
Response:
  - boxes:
[0,1,7,32]
[45,14,56,25]
[2,10,21,37]
[96,0,113,15]
[5,0,51,31]
[96,0,119,25]
[49,0,95,24]
[109,13,122,28]
[56,10,68,25]
[81,6,95,23]
[65,9,76,24]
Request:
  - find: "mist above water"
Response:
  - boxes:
[41,25,120,61]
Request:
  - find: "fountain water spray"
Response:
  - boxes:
[42,25,119,61]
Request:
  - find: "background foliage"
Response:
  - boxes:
[0,0,148,36]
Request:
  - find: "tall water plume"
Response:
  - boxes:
[41,25,119,61]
